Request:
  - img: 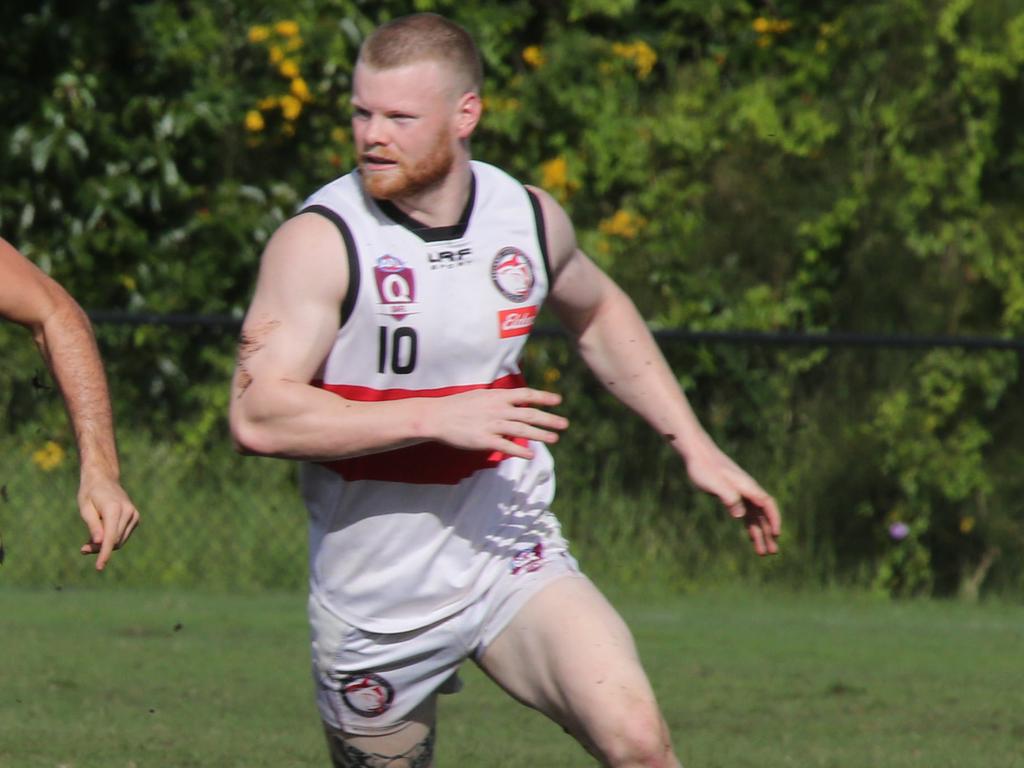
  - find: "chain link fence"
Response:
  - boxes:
[2,317,1023,596]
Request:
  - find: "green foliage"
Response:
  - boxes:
[2,0,1024,596]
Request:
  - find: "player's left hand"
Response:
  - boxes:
[684,441,780,556]
[77,472,141,571]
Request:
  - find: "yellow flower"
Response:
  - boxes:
[290,77,311,102]
[482,96,520,114]
[32,441,65,472]
[959,516,976,534]
[611,41,657,80]
[541,156,567,188]
[119,274,137,292]
[330,127,347,144]
[540,156,580,202]
[269,45,284,64]
[274,19,300,37]
[522,45,545,69]
[543,367,561,385]
[285,35,304,52]
[756,35,773,49]
[247,25,270,44]
[599,210,646,239]
[257,96,278,110]
[244,110,265,132]
[753,17,793,37]
[278,58,300,79]
[280,94,302,121]
[632,41,657,79]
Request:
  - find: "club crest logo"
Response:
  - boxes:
[491,247,535,303]
[340,673,395,718]
[374,255,418,320]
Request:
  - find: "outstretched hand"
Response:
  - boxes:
[685,441,780,556]
[428,387,569,459]
[77,472,141,570]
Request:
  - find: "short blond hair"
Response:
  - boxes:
[358,13,483,95]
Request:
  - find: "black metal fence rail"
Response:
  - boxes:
[86,311,1024,352]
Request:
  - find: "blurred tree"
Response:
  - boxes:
[1,0,1022,595]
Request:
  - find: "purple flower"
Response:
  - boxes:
[889,522,910,541]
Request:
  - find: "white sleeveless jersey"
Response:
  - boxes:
[298,161,560,633]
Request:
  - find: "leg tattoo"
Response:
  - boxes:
[327,728,435,768]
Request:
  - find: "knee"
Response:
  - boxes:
[591,707,677,768]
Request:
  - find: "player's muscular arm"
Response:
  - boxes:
[529,187,709,452]
[531,186,780,554]
[230,213,418,460]
[229,215,566,462]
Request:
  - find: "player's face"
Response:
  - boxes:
[351,61,464,201]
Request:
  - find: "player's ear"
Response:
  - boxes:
[454,91,482,140]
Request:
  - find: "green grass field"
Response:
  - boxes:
[1,584,1022,767]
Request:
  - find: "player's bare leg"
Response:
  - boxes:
[478,575,681,768]
[323,697,436,768]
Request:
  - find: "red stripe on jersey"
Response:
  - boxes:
[315,373,529,485]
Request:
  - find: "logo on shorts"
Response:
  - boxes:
[491,247,535,303]
[340,673,395,718]
[511,542,545,575]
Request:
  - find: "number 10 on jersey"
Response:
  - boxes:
[378,326,418,375]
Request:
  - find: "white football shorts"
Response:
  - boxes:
[310,529,581,735]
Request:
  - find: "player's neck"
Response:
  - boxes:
[388,161,473,229]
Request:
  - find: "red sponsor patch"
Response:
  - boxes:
[498,305,538,338]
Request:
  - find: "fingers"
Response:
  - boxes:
[494,391,569,456]
[722,484,781,557]
[509,387,563,409]
[90,511,140,570]
[504,408,569,440]
[440,387,569,457]
[744,501,779,556]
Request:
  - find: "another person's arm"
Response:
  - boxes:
[531,187,781,555]
[0,238,139,570]
[229,213,567,462]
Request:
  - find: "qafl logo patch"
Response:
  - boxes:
[340,673,395,718]
[491,247,535,303]
[374,254,418,321]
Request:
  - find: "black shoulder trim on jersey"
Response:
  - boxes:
[526,188,552,283]
[375,173,477,243]
[297,204,360,327]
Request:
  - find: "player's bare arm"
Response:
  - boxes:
[530,187,780,555]
[229,215,566,463]
[0,237,140,570]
